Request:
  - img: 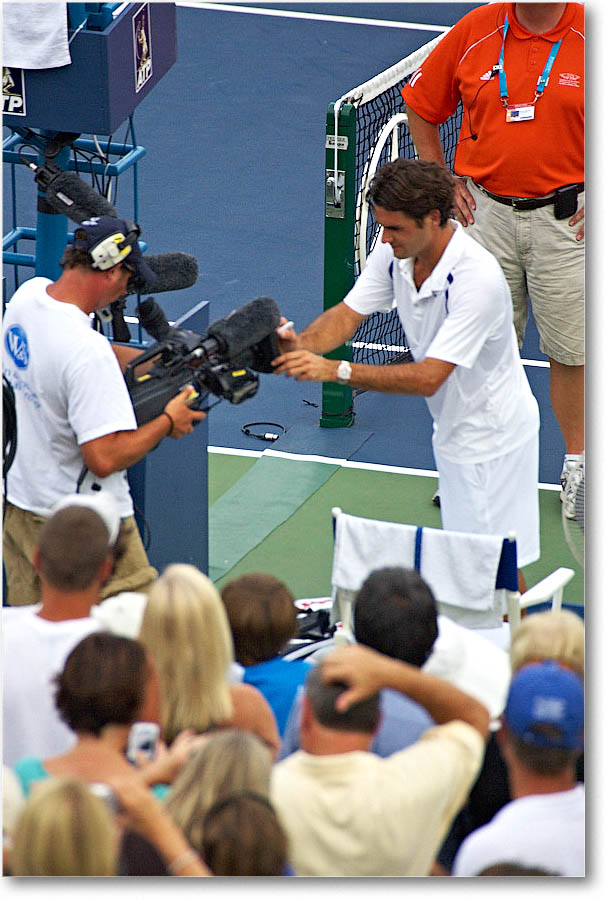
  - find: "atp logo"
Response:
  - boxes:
[133,4,153,94]
[5,326,30,369]
[3,67,26,116]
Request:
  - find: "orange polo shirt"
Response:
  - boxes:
[401,3,584,197]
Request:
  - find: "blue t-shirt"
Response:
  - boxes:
[242,656,311,736]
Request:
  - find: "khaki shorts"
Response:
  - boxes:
[436,433,540,568]
[3,501,157,607]
[466,179,584,367]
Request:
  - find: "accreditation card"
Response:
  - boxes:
[505,104,535,122]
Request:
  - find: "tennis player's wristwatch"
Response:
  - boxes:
[336,360,352,384]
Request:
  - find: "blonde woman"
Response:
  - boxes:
[139,565,280,758]
[10,778,116,876]
[509,609,584,680]
[165,729,273,852]
[9,776,211,877]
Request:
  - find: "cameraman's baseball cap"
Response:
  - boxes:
[72,216,157,288]
[504,660,584,751]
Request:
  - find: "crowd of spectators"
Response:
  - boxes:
[2,490,584,878]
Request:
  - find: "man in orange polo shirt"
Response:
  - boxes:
[401,3,584,517]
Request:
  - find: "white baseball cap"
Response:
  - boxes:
[50,492,121,545]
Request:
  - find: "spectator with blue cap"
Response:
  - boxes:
[452,660,584,876]
[3,216,206,607]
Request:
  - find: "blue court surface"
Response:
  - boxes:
[3,2,570,485]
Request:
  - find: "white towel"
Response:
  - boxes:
[331,513,418,591]
[417,525,504,613]
[331,513,504,613]
[3,3,71,70]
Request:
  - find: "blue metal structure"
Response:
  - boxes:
[3,3,210,579]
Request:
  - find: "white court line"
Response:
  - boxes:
[176,2,450,32]
[209,445,264,459]
[522,358,550,368]
[208,446,561,490]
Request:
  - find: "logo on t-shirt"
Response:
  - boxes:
[558,72,581,88]
[5,325,29,369]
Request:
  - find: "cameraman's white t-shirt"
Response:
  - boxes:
[3,277,137,516]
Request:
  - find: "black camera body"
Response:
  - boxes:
[124,295,282,425]
[124,327,260,425]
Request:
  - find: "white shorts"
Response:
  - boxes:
[436,433,540,567]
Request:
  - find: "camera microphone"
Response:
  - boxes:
[136,297,173,342]
[41,169,119,222]
[205,296,281,371]
[34,165,199,297]
[125,252,199,295]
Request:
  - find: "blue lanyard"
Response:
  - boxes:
[498,13,562,105]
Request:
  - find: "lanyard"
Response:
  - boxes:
[497,13,562,106]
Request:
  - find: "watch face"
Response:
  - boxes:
[337,360,351,382]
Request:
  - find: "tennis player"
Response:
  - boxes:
[273,158,539,590]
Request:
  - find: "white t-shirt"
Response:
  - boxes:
[271,720,484,876]
[2,606,101,766]
[452,785,585,876]
[423,615,510,721]
[3,278,137,516]
[344,223,539,463]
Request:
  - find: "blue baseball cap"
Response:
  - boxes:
[73,216,157,288]
[504,660,584,751]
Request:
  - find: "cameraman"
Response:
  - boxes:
[2,217,206,607]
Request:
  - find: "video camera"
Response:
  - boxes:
[125,295,282,425]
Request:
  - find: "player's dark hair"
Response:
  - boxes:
[367,158,454,227]
[353,567,438,668]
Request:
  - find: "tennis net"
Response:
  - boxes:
[326,32,462,370]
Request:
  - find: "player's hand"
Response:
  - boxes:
[452,175,476,227]
[272,350,335,382]
[163,385,207,438]
[569,204,584,241]
[275,317,299,354]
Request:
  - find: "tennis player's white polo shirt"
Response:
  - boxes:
[344,221,539,465]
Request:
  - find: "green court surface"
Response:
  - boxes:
[209,450,584,608]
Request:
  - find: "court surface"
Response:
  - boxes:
[126,1,566,479]
[2,2,584,606]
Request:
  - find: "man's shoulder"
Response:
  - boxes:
[452,224,501,270]
[4,278,51,318]
[421,3,503,56]
[446,226,507,292]
[454,788,585,874]
[2,605,38,632]
[274,748,374,779]
[3,609,99,644]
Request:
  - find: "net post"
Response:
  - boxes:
[320,101,356,428]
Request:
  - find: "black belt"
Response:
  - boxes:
[475,182,584,211]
